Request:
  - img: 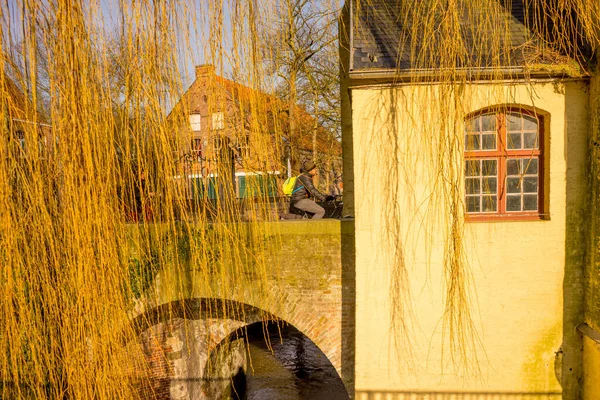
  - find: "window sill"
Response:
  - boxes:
[465,213,549,223]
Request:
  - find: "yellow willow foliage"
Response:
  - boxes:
[0,0,598,397]
[0,0,292,398]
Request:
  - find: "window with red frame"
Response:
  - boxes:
[464,109,543,219]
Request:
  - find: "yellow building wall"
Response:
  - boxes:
[350,81,589,398]
[583,337,600,399]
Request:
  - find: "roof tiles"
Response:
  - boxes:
[349,0,576,73]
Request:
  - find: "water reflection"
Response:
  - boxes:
[228,323,349,400]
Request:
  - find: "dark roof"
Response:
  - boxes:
[348,0,583,74]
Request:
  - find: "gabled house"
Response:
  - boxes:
[167,65,341,205]
[341,0,595,398]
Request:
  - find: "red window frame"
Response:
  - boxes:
[465,108,545,222]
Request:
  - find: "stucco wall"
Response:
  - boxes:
[349,81,588,398]
[582,336,600,399]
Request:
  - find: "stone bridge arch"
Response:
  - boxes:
[127,297,347,399]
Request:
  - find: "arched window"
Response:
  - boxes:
[464,108,544,220]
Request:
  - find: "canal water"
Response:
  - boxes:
[230,327,349,400]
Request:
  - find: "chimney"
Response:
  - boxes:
[195,64,215,79]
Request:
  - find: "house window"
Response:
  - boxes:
[212,112,224,130]
[191,138,203,160]
[464,109,543,220]
[236,134,250,160]
[190,114,201,132]
[15,130,26,150]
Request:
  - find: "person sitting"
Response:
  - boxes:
[290,161,329,219]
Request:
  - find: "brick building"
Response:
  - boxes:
[167,65,341,203]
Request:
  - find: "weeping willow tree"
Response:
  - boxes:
[0,0,599,398]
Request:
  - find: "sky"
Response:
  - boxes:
[98,0,228,88]
[4,0,342,110]
[3,0,232,85]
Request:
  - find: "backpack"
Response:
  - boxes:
[282,176,303,196]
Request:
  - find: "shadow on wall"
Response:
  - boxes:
[560,82,588,399]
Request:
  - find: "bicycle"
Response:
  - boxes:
[284,195,343,219]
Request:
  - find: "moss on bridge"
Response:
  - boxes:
[125,219,353,311]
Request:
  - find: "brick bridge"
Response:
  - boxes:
[123,220,355,399]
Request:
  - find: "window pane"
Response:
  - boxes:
[482,177,497,194]
[482,195,497,212]
[523,194,538,211]
[212,112,224,130]
[465,178,480,194]
[524,132,538,149]
[507,113,522,132]
[507,133,522,149]
[507,195,521,211]
[523,177,538,193]
[466,196,480,213]
[482,134,496,150]
[465,134,481,150]
[504,157,541,213]
[465,160,480,177]
[191,138,202,151]
[482,159,497,176]
[465,118,478,133]
[523,158,538,174]
[523,115,538,130]
[481,115,496,132]
[189,114,202,131]
[507,159,520,175]
[507,177,521,193]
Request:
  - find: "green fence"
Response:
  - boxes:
[237,175,277,198]
[191,177,217,200]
